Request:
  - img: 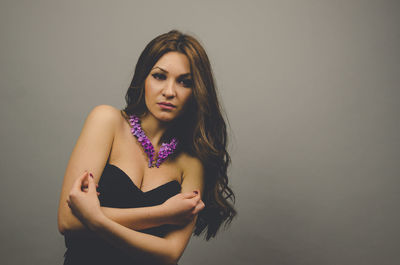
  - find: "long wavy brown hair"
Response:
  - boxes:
[122,29,236,240]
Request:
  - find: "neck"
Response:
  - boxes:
[139,112,169,147]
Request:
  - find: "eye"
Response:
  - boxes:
[179,79,193,88]
[152,73,166,80]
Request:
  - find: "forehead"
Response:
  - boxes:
[153,52,191,75]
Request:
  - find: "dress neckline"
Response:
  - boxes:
[106,163,180,194]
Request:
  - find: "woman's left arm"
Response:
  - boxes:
[67,157,204,265]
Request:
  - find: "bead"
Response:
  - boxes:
[129,114,178,168]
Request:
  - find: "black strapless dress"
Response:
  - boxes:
[63,163,181,265]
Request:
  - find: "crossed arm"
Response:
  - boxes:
[57,105,205,264]
[60,180,202,234]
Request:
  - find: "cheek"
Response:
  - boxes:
[181,91,193,107]
[144,82,155,110]
[144,79,158,101]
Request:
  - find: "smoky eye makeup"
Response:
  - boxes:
[151,71,193,87]
[177,75,193,87]
[180,79,193,88]
[152,73,166,80]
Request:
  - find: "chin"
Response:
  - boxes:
[155,112,178,123]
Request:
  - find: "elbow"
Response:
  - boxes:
[163,257,178,265]
[58,227,65,236]
[153,246,180,265]
[141,251,178,265]
[58,209,68,235]
[167,257,178,265]
[57,218,67,235]
[57,210,79,235]
[164,249,181,265]
[58,218,78,235]
[58,213,74,235]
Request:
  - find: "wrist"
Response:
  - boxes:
[157,204,171,225]
[87,212,108,231]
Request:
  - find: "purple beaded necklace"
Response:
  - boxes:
[129,114,178,168]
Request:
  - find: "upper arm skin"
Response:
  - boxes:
[164,156,205,262]
[57,105,118,234]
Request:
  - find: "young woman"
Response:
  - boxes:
[57,30,236,265]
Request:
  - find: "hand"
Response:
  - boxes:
[81,172,100,196]
[67,171,105,229]
[162,191,205,226]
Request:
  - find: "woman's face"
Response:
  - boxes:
[144,51,193,122]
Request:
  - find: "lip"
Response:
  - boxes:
[158,102,176,110]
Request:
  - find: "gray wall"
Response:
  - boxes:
[1,0,399,264]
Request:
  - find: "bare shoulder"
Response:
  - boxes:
[84,104,126,134]
[87,104,122,124]
[68,104,122,173]
[176,153,205,193]
[178,153,204,175]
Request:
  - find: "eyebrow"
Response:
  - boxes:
[152,66,191,77]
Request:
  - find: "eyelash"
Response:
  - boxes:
[152,73,166,80]
[152,73,193,88]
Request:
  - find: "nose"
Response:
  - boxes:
[162,80,176,98]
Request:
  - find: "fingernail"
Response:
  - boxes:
[89,173,94,178]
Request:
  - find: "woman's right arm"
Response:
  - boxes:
[61,202,171,234]
[57,105,200,235]
[62,192,200,234]
[58,104,118,234]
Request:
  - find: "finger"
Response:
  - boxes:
[193,200,205,214]
[191,193,201,204]
[82,178,89,186]
[81,183,97,190]
[83,186,99,192]
[182,192,197,199]
[87,173,96,193]
[72,171,89,191]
